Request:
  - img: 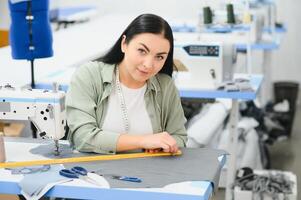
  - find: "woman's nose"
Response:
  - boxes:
[143,56,154,69]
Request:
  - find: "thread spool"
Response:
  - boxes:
[0,136,6,162]
[226,4,236,24]
[243,12,252,24]
[203,6,213,25]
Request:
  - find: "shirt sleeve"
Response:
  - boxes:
[66,62,120,154]
[162,78,188,147]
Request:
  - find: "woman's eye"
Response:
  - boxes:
[156,55,164,60]
[138,49,146,54]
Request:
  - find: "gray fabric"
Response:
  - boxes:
[65,148,227,191]
[29,143,86,159]
[4,138,226,191]
[4,137,89,159]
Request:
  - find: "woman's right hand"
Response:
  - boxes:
[140,132,178,153]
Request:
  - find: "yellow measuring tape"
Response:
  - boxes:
[0,150,182,168]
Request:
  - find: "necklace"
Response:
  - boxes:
[115,66,130,133]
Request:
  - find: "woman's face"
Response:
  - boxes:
[119,33,170,88]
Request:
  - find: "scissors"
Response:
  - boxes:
[59,166,102,186]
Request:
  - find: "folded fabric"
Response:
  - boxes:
[19,164,69,199]
[21,179,71,200]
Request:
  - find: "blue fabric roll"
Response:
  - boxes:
[8,0,53,60]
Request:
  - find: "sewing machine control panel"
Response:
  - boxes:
[183,45,219,57]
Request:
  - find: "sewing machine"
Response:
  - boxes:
[173,39,237,90]
[0,84,66,155]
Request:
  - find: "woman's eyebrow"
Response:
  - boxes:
[139,43,168,55]
[139,43,150,52]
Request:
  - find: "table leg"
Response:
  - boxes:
[225,100,239,200]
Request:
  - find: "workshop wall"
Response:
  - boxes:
[51,0,300,86]
[271,0,301,85]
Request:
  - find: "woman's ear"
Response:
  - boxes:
[121,35,126,53]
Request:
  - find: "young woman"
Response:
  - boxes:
[66,14,187,154]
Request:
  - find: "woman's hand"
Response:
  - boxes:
[116,132,179,153]
[140,132,178,153]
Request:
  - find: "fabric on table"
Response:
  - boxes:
[29,143,80,159]
[65,148,227,191]
[5,138,226,192]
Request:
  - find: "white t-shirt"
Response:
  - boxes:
[102,83,153,135]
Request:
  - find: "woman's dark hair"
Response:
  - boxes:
[98,13,174,77]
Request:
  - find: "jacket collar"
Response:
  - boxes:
[100,63,115,84]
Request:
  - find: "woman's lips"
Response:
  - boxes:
[137,68,148,75]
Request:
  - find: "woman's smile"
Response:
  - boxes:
[137,68,149,76]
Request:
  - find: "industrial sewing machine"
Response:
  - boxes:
[0,84,66,155]
[173,39,237,90]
